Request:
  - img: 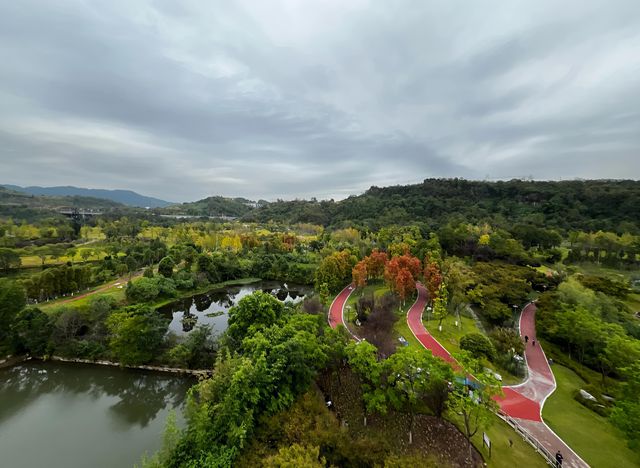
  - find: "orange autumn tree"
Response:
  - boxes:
[423,256,443,303]
[352,260,368,290]
[395,268,416,303]
[384,254,421,304]
[365,249,388,280]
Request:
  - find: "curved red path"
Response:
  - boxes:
[328,284,357,338]
[404,282,588,467]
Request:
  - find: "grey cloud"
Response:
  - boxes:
[0,0,639,202]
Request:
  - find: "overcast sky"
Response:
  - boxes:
[1,0,639,202]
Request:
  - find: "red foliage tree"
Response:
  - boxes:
[394,254,422,278]
[395,268,416,303]
[384,253,421,303]
[423,258,443,302]
[352,260,368,289]
[366,249,388,279]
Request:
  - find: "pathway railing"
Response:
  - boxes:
[497,410,556,466]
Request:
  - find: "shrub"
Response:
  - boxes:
[356,292,374,322]
[126,277,160,302]
[158,256,175,278]
[460,333,495,360]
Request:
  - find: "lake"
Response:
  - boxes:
[158,280,311,336]
[0,361,194,468]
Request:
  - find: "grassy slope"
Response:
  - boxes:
[543,365,640,468]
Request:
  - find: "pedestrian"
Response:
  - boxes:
[509,438,513,448]
[532,338,536,347]
[524,335,529,344]
[555,450,563,466]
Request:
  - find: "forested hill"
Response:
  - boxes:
[159,196,262,218]
[0,186,123,209]
[243,179,640,232]
[0,186,126,222]
[2,185,171,208]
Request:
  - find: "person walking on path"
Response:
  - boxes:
[524,335,529,344]
[532,338,536,347]
[555,450,563,466]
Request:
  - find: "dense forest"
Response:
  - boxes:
[244,179,640,232]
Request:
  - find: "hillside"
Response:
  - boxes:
[159,196,262,218]
[243,178,640,231]
[0,186,126,222]
[3,185,171,208]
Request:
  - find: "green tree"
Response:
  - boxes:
[0,248,21,270]
[447,353,501,456]
[106,305,167,365]
[318,282,330,306]
[432,283,449,331]
[226,291,284,344]
[314,250,356,292]
[126,277,160,302]
[384,347,451,443]
[610,361,640,450]
[11,307,51,355]
[158,256,175,278]
[346,340,386,426]
[460,333,496,360]
[0,279,26,352]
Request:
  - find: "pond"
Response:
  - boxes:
[158,281,312,336]
[0,361,194,468]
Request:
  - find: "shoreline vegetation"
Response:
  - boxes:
[0,354,210,376]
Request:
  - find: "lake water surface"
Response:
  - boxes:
[0,361,193,468]
[158,281,311,336]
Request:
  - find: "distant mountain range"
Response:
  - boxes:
[2,185,172,208]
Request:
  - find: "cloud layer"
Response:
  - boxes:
[1,0,639,201]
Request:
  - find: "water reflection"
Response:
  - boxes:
[0,361,193,429]
[158,281,311,336]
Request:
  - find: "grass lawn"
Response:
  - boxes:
[543,365,640,468]
[39,280,128,312]
[20,250,107,267]
[447,412,548,468]
[425,313,478,355]
[425,313,523,385]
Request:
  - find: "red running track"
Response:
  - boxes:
[328,284,357,338]
[405,282,588,467]
[406,283,457,365]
